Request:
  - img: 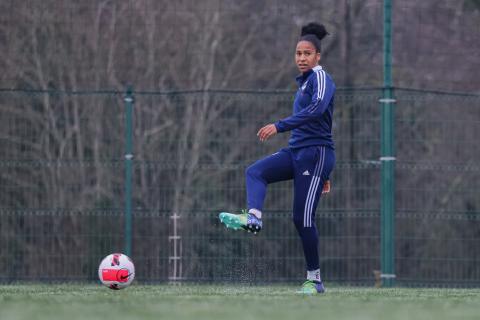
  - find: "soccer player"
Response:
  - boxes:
[219,22,336,294]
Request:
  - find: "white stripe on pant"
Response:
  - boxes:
[303,146,325,227]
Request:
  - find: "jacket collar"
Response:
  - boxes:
[296,65,323,86]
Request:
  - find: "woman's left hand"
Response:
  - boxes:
[257,124,278,142]
[322,180,331,194]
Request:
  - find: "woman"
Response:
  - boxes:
[219,22,336,294]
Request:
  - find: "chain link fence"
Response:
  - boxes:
[0,87,479,286]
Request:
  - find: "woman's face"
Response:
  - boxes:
[295,40,321,73]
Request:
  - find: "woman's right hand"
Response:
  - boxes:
[257,124,278,142]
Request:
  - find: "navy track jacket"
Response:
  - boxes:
[274,65,335,149]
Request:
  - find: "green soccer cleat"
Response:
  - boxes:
[296,280,326,295]
[219,209,263,234]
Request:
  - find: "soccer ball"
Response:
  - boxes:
[98,253,135,290]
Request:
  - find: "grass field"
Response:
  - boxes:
[1,284,479,320]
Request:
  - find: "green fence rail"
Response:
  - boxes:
[0,87,479,286]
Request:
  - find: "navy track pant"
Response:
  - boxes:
[245,146,335,270]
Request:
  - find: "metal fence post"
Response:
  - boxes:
[124,86,134,257]
[380,0,396,287]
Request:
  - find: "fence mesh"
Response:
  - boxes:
[0,88,479,286]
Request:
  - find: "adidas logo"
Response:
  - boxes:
[301,80,308,91]
[302,170,310,176]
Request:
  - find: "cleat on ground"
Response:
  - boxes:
[218,209,263,233]
[296,280,325,295]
